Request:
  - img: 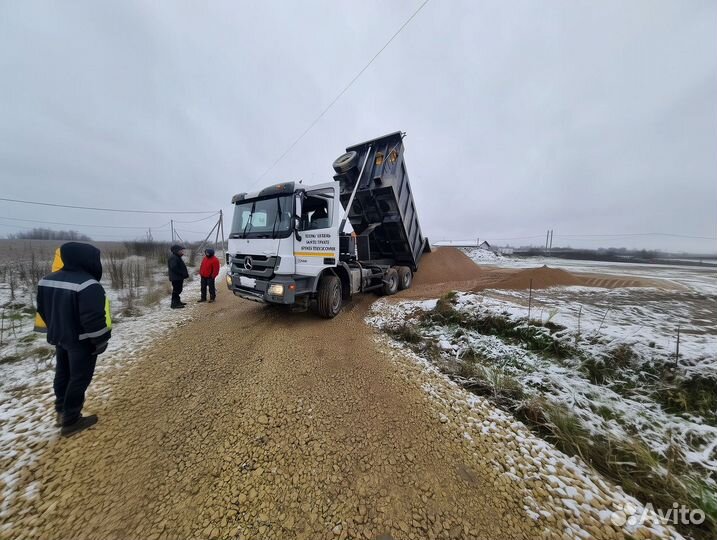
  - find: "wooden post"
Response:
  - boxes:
[170,220,175,243]
[219,210,226,261]
[527,278,533,322]
[675,325,681,367]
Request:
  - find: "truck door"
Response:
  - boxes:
[294,187,339,278]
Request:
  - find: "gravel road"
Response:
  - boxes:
[3,289,551,540]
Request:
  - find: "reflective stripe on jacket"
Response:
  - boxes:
[35,242,111,349]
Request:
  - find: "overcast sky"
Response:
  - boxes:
[1,0,715,252]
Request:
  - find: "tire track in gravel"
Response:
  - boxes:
[5,291,544,540]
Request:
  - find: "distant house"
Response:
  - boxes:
[478,240,495,252]
[499,247,514,255]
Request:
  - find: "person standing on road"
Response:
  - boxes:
[198,248,220,303]
[35,242,112,437]
[168,245,189,309]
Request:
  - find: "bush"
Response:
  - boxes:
[8,228,91,241]
[387,323,423,344]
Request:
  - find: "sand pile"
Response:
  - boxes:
[412,247,483,286]
[397,246,675,301]
[400,247,663,300]
[489,265,583,291]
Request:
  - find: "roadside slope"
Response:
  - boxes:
[5,292,542,540]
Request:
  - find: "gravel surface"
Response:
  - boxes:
[1,292,546,540]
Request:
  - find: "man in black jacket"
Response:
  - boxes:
[36,242,112,437]
[168,244,189,308]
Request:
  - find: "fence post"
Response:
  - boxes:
[527,278,533,322]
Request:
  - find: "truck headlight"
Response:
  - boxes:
[226,274,232,287]
[268,284,284,296]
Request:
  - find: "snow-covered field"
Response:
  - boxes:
[462,246,504,263]
[475,253,717,296]
[369,255,716,538]
[0,255,205,522]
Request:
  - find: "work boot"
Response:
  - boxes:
[198,298,206,303]
[61,415,98,437]
[179,301,187,307]
[55,412,63,428]
[171,304,185,309]
[208,298,215,303]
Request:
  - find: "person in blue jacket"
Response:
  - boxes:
[36,242,112,437]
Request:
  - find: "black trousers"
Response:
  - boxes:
[171,280,184,306]
[200,276,216,301]
[54,343,97,425]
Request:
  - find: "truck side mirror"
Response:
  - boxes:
[294,216,302,241]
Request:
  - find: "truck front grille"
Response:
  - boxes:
[230,253,278,279]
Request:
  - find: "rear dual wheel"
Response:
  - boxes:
[397,266,413,290]
[382,268,399,295]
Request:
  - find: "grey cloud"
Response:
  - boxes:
[0,0,715,252]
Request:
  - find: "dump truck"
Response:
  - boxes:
[226,131,429,317]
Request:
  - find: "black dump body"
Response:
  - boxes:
[333,132,427,271]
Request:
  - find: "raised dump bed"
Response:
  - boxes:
[332,131,429,271]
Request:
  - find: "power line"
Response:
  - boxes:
[174,228,215,235]
[251,0,431,188]
[0,216,171,230]
[0,197,216,215]
[172,213,221,224]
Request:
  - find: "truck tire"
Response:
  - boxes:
[382,268,399,295]
[397,266,412,290]
[332,151,359,174]
[317,275,342,318]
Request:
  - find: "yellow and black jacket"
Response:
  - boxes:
[35,243,112,354]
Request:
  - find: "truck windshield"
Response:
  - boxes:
[230,195,293,239]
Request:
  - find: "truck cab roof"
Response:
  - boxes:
[233,181,336,204]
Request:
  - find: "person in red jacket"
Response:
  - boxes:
[198,248,221,303]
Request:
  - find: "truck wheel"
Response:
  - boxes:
[317,275,342,318]
[382,268,399,295]
[332,151,359,173]
[397,266,412,290]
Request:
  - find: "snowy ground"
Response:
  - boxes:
[472,252,717,296]
[371,319,685,540]
[0,256,212,520]
[462,247,504,263]
[368,255,716,538]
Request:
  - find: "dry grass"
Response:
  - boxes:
[384,308,717,540]
[142,285,167,308]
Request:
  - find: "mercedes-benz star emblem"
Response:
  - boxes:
[244,256,253,270]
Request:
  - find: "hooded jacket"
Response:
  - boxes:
[35,242,112,353]
[168,244,189,282]
[199,249,220,279]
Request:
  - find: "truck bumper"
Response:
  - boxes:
[226,273,298,305]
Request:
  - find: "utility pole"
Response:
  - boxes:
[171,220,175,243]
[545,230,550,253]
[549,229,554,255]
[219,210,226,262]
